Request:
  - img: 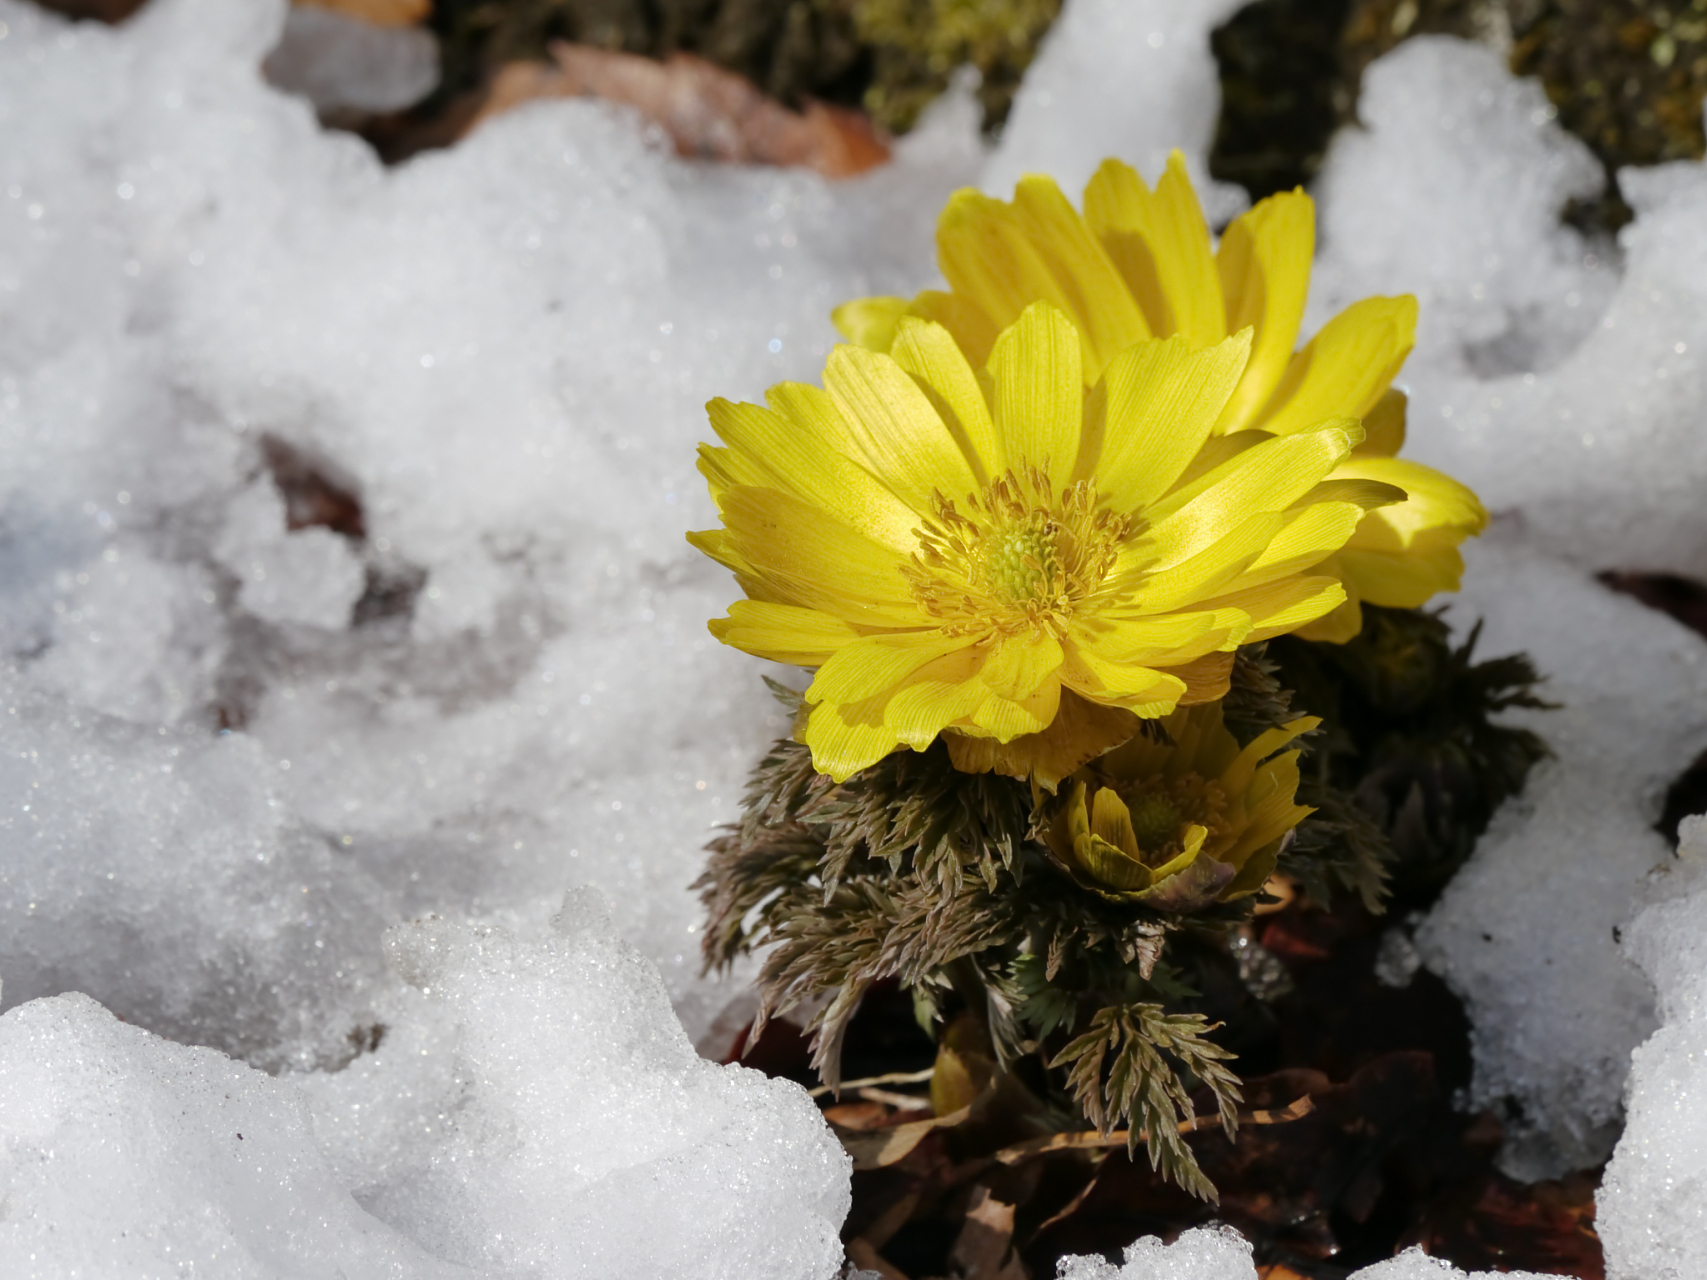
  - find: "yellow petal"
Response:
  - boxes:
[704,399,920,551]
[1083,151,1226,345]
[1091,786,1142,859]
[908,289,1002,370]
[1297,593,1365,651]
[889,317,1004,482]
[1252,295,1418,438]
[1171,650,1237,705]
[705,486,924,625]
[1355,388,1408,458]
[1295,476,1410,512]
[803,700,905,782]
[1209,477,1405,597]
[1339,541,1466,608]
[1222,751,1314,869]
[1159,428,1268,496]
[969,678,1060,740]
[822,343,983,514]
[1080,835,1154,889]
[1221,840,1284,900]
[832,295,908,352]
[987,302,1085,493]
[765,380,883,481]
[1068,781,1153,890]
[1058,640,1189,709]
[1145,824,1208,882]
[881,650,990,749]
[1334,457,1487,547]
[807,629,969,705]
[1221,716,1320,798]
[1142,421,1359,569]
[979,628,1066,702]
[1232,501,1366,589]
[710,600,861,665]
[1215,190,1314,433]
[1069,611,1221,662]
[1202,574,1347,643]
[937,188,1081,342]
[1119,511,1284,614]
[1010,174,1150,380]
[1091,330,1252,511]
[944,689,1138,790]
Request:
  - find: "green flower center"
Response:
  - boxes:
[1128,792,1183,852]
[904,467,1131,637]
[980,512,1061,605]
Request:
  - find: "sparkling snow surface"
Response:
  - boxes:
[6,0,1707,1274]
[1055,1227,1557,1280]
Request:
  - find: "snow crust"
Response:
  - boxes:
[7,0,1707,1273]
[1596,817,1707,1280]
[0,889,849,1279]
[0,0,984,1066]
[1052,1228,1556,1280]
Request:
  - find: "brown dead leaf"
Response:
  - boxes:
[468,43,890,178]
[297,0,431,27]
[821,1100,891,1131]
[1403,1169,1605,1280]
[950,1185,1028,1280]
[836,1099,977,1171]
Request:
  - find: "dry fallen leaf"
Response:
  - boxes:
[949,1186,1027,1280]
[297,0,431,28]
[469,42,891,179]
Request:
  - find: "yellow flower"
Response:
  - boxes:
[690,301,1403,786]
[834,152,1486,645]
[1045,703,1317,912]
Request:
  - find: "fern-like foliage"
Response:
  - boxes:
[1052,1002,1241,1203]
[1284,777,1393,913]
[1270,607,1552,901]
[697,603,1552,1201]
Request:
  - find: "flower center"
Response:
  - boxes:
[905,466,1129,637]
[979,512,1060,606]
[1113,772,1231,864]
[1127,792,1183,851]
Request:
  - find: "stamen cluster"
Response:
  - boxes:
[905,468,1128,639]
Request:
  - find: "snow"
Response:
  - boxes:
[6,0,1707,1272]
[983,0,1248,226]
[1052,1229,1559,1280]
[1595,817,1707,1280]
[0,0,984,1066]
[0,890,849,1279]
[263,3,439,117]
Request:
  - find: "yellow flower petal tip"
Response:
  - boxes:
[830,153,1485,650]
[1045,702,1315,911]
[693,292,1387,782]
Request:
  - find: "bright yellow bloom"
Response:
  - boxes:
[834,152,1486,644]
[691,301,1404,786]
[1044,703,1317,912]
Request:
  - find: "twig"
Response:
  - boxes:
[856,1087,933,1111]
[991,1094,1315,1165]
[808,1066,934,1098]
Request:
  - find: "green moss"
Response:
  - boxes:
[847,0,1062,133]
